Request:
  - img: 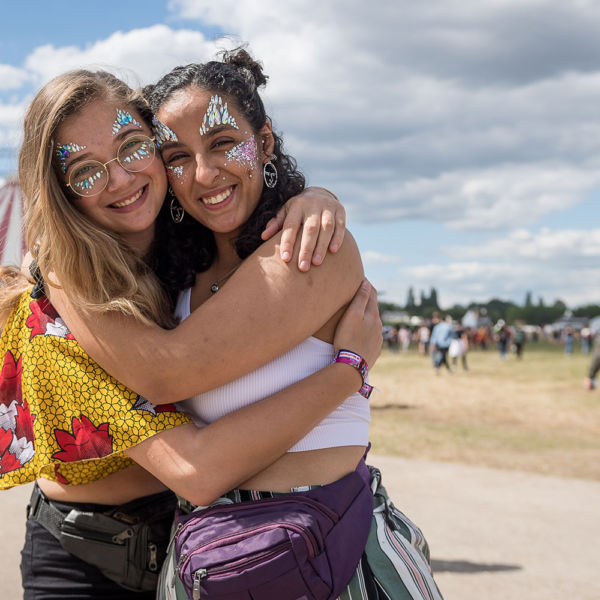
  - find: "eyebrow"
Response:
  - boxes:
[62,126,149,171]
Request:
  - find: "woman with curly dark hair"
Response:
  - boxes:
[46,49,443,598]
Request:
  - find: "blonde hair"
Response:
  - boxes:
[0,70,174,329]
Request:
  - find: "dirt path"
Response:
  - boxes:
[2,457,599,599]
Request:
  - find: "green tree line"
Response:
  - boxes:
[379,287,600,326]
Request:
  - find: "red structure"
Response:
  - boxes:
[0,180,26,265]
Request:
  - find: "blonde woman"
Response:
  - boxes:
[0,70,381,600]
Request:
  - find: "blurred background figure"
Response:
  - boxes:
[585,332,600,390]
[430,314,454,373]
[449,325,469,371]
[564,327,575,356]
[418,321,431,355]
[387,325,400,354]
[581,326,592,354]
[513,327,525,360]
[399,324,411,354]
[495,320,512,360]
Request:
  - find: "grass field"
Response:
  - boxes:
[369,343,600,481]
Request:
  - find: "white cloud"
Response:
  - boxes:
[375,261,600,308]
[361,251,403,267]
[449,227,600,263]
[0,65,31,90]
[23,26,219,87]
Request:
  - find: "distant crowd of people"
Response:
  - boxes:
[383,314,600,388]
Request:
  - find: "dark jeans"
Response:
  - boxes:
[433,347,451,370]
[21,495,167,599]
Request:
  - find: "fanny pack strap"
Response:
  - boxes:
[27,484,66,541]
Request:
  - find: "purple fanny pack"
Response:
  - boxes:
[174,459,373,600]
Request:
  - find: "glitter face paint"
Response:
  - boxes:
[56,143,86,173]
[166,165,186,186]
[112,109,142,135]
[72,168,105,193]
[152,117,179,149]
[225,137,258,168]
[199,95,238,135]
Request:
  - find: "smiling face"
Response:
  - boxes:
[155,87,274,240]
[54,99,167,252]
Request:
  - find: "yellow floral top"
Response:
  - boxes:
[0,291,192,488]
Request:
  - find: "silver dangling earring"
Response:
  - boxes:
[263,157,277,189]
[169,188,185,223]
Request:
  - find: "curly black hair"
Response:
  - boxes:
[149,48,306,294]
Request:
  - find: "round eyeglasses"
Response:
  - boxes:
[66,135,156,197]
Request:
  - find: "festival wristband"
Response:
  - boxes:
[334,349,373,399]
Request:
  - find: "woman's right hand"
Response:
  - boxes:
[333,279,382,368]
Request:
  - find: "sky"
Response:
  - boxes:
[1,0,599,309]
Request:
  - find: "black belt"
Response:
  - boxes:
[27,484,67,541]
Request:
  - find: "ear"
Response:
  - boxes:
[257,122,275,161]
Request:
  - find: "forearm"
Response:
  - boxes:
[51,232,363,402]
[125,363,363,505]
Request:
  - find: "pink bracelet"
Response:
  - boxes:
[334,349,373,399]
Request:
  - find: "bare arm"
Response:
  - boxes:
[125,281,381,506]
[49,232,364,403]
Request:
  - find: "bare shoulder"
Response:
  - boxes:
[250,229,363,303]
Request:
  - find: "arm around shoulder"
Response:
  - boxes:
[51,231,364,402]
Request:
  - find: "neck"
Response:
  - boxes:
[121,224,156,256]
[213,231,241,271]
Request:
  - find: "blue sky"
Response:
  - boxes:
[1,0,599,308]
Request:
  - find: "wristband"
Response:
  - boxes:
[334,349,373,399]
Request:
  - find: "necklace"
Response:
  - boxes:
[210,263,241,294]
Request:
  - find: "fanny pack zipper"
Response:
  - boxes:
[191,543,289,600]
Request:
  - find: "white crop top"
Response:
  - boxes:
[176,288,370,452]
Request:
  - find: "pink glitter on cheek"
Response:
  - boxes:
[166,165,186,185]
[225,137,258,168]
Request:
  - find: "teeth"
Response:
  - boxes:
[112,188,144,208]
[202,187,232,205]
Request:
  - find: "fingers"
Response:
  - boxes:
[296,215,321,271]
[278,205,302,263]
[328,203,346,253]
[261,213,284,242]
[347,279,372,316]
[310,209,336,266]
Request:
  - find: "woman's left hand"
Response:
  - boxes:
[261,187,346,271]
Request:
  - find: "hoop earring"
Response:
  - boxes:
[169,191,185,224]
[263,159,277,189]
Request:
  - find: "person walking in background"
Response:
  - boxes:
[564,328,574,356]
[585,332,600,390]
[449,325,469,371]
[495,320,511,360]
[514,327,525,359]
[387,325,399,354]
[418,322,430,355]
[430,314,454,373]
[399,324,411,353]
[581,326,592,354]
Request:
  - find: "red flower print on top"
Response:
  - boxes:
[0,351,35,476]
[54,465,70,485]
[0,351,22,409]
[26,298,75,340]
[0,428,21,475]
[52,416,113,462]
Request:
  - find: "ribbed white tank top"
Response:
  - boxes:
[176,288,370,452]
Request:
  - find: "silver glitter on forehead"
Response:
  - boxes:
[225,137,258,168]
[152,117,179,149]
[199,95,238,136]
[112,109,142,135]
[56,143,86,173]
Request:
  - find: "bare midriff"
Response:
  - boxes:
[238,445,367,492]
[37,464,168,505]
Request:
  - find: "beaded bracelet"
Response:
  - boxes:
[334,349,374,399]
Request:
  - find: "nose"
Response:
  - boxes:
[104,158,136,192]
[194,153,220,185]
